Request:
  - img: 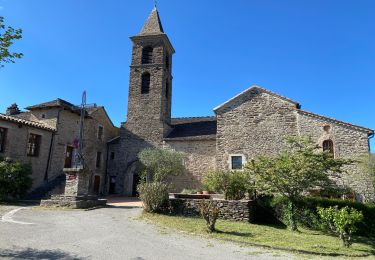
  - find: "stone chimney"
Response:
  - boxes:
[6,103,21,116]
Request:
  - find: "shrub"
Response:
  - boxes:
[137,182,169,213]
[202,170,251,200]
[199,199,219,233]
[318,206,363,247]
[0,158,32,200]
[256,195,375,237]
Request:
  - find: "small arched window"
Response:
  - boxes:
[323,140,334,155]
[165,81,169,99]
[141,73,151,94]
[142,46,153,64]
[165,55,170,69]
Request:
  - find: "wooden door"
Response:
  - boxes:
[64,146,74,168]
[93,175,101,194]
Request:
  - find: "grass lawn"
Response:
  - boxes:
[141,213,375,257]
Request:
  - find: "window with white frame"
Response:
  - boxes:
[229,154,245,170]
[27,133,41,157]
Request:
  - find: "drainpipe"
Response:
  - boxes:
[103,142,110,196]
[43,132,55,181]
[43,109,62,181]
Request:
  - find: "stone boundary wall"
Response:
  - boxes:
[169,198,255,222]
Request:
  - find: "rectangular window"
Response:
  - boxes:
[98,126,104,140]
[231,156,243,170]
[96,152,102,168]
[0,127,7,153]
[27,133,41,157]
[110,152,115,160]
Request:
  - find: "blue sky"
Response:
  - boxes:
[1,0,374,149]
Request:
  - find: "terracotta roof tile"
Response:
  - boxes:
[0,113,56,131]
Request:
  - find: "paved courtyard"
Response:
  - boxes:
[0,203,295,260]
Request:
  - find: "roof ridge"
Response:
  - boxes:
[297,109,374,134]
[214,85,300,112]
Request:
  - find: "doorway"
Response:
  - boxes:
[64,146,74,168]
[132,173,140,197]
[93,175,101,194]
[109,176,116,194]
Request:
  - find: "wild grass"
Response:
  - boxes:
[141,213,375,257]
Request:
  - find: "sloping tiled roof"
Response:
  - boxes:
[11,112,33,121]
[0,113,56,131]
[107,136,120,144]
[170,116,216,125]
[214,85,300,113]
[165,118,217,141]
[298,109,374,135]
[26,98,76,111]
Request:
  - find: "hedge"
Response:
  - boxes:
[256,196,375,237]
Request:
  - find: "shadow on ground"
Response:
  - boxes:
[0,248,84,260]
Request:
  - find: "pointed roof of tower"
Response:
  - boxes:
[139,7,164,35]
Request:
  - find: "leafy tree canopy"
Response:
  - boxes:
[0,16,23,67]
[138,148,185,182]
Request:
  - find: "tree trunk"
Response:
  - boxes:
[288,201,298,231]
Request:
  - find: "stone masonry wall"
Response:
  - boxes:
[127,39,172,143]
[0,119,53,190]
[169,198,255,222]
[164,139,216,192]
[84,108,119,194]
[297,112,374,201]
[216,89,298,170]
[29,107,118,195]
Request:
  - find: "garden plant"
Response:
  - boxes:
[318,206,363,247]
[246,137,353,231]
[137,148,185,212]
[0,157,32,200]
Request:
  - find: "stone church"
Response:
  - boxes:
[107,8,374,201]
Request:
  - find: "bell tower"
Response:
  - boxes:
[126,7,175,143]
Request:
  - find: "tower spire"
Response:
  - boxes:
[139,6,164,35]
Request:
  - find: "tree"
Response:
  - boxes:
[138,148,185,183]
[246,137,353,231]
[199,199,219,233]
[0,16,23,67]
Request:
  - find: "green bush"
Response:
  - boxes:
[256,196,375,237]
[0,158,32,200]
[202,170,251,200]
[318,206,363,247]
[137,182,169,213]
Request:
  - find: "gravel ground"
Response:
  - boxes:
[0,205,296,260]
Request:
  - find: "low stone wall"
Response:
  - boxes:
[40,195,107,209]
[169,198,255,222]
